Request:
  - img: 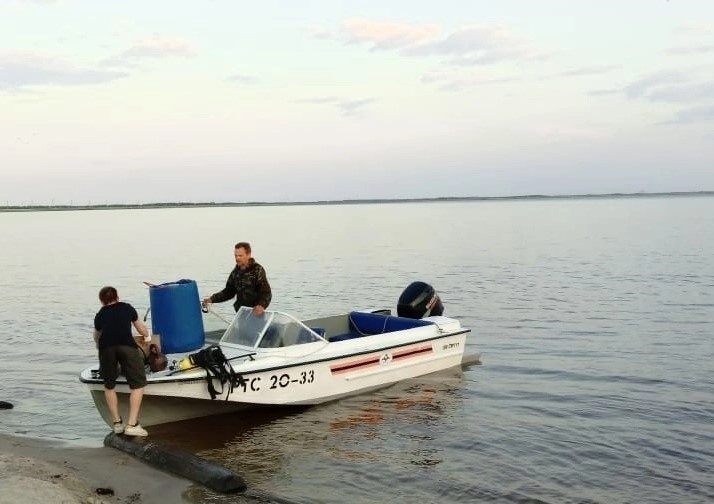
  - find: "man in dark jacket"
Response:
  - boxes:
[202,242,272,315]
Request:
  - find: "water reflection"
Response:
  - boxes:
[149,367,467,503]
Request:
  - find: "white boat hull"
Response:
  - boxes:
[88,389,249,427]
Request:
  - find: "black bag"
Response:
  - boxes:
[188,345,226,368]
[187,345,245,400]
[147,343,168,372]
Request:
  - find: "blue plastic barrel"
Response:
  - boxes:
[149,279,205,354]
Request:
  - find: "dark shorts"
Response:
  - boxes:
[99,345,147,390]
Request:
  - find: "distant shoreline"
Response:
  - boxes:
[2,190,713,212]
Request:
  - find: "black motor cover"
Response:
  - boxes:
[397,281,444,319]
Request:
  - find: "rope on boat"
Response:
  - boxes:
[142,298,231,325]
[201,302,232,325]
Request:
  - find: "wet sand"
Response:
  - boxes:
[0,432,191,503]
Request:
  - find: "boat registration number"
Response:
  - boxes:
[237,369,316,392]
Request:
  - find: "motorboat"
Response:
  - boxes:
[79,282,471,427]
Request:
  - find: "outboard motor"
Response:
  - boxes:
[397,281,444,319]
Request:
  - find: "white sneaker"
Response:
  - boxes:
[112,419,124,434]
[124,423,148,437]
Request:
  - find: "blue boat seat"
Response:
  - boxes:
[328,332,360,342]
[294,327,326,344]
[310,327,326,338]
[327,312,433,342]
[348,311,432,335]
[259,326,283,348]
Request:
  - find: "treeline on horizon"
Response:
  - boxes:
[2,190,713,212]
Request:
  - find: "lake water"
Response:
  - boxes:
[1,196,713,503]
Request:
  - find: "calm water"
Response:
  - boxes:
[1,196,713,503]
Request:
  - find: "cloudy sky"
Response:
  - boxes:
[1,0,713,204]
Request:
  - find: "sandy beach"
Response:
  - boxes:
[0,432,191,504]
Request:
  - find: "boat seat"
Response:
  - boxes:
[310,327,326,338]
[293,327,326,344]
[328,332,360,342]
[259,326,283,348]
[348,311,432,335]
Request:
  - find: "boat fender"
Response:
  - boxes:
[104,433,246,493]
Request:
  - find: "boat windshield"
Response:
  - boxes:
[219,307,325,348]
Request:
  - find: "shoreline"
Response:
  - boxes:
[1,190,712,212]
[0,432,191,503]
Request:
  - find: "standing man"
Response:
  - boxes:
[93,286,149,437]
[202,241,272,315]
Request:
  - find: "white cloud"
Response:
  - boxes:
[623,70,689,99]
[531,123,611,141]
[121,36,196,59]
[666,104,714,124]
[336,97,376,116]
[588,88,621,96]
[319,19,547,68]
[556,65,620,77]
[226,74,258,85]
[341,17,440,50]
[298,96,376,116]
[614,69,714,124]
[306,25,334,40]
[298,96,340,104]
[0,51,128,90]
[421,70,518,92]
[100,36,196,67]
[648,81,714,103]
[666,45,714,55]
[404,24,547,66]
[674,23,714,35]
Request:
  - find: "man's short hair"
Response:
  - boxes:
[235,242,251,253]
[99,286,118,305]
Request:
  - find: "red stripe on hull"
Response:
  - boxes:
[330,356,381,375]
[330,343,434,375]
[393,344,433,360]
